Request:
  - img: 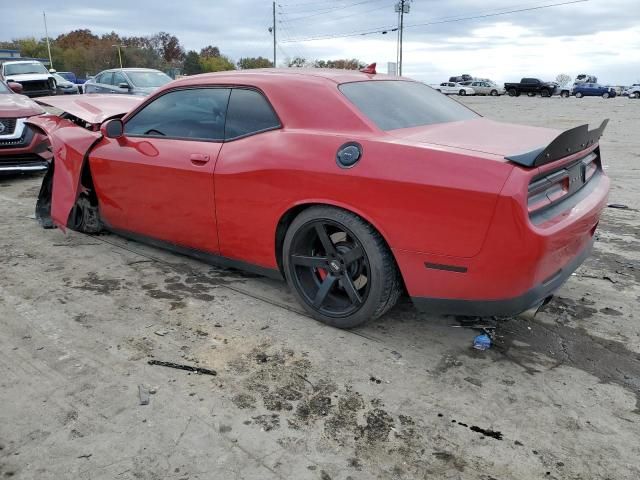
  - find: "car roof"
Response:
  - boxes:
[101,68,163,73]
[170,68,403,88]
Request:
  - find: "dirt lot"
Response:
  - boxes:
[1,96,638,480]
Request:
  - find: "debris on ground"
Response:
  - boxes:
[473,334,492,351]
[138,384,150,405]
[148,359,217,376]
[154,329,169,336]
[607,203,629,209]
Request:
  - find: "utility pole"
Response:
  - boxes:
[394,0,411,76]
[42,11,53,70]
[272,1,277,67]
[112,45,126,68]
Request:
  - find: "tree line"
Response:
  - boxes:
[0,29,364,78]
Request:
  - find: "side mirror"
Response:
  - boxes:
[8,82,23,94]
[101,118,124,139]
[118,82,131,90]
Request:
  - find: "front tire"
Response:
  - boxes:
[490,90,498,96]
[576,92,584,98]
[602,92,610,98]
[634,92,640,99]
[283,206,401,328]
[458,89,466,96]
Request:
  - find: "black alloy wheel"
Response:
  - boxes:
[283,206,401,328]
[459,89,466,96]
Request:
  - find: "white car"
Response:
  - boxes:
[436,82,475,96]
[469,81,504,96]
[623,84,640,98]
[0,61,56,97]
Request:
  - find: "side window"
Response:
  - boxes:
[224,88,280,140]
[112,72,128,87]
[101,72,114,85]
[125,88,231,141]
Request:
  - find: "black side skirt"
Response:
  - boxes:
[106,227,284,281]
[412,237,594,317]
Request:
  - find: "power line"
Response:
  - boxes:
[280,0,588,43]
[281,2,392,24]
[282,0,387,21]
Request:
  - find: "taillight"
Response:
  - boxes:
[527,151,598,213]
[528,171,569,212]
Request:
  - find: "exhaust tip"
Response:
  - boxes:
[519,295,553,321]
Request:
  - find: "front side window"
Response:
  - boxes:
[339,81,479,131]
[224,88,281,140]
[98,72,113,85]
[125,88,231,141]
[113,72,128,86]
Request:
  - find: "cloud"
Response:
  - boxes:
[3,0,639,84]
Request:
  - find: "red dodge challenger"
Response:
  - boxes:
[28,67,610,328]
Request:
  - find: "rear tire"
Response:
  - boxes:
[602,92,609,98]
[560,91,570,98]
[283,206,401,329]
[634,92,640,99]
[490,90,498,96]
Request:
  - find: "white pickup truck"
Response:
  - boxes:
[0,61,56,97]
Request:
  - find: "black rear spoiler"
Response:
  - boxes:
[505,119,609,167]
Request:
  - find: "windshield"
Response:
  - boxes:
[126,71,172,88]
[53,74,67,84]
[339,80,479,131]
[4,62,49,76]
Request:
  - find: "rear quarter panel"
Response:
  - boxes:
[215,130,513,269]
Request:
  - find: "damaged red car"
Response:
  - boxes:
[28,68,610,328]
[0,79,51,173]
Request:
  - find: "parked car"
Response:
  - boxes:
[57,71,88,93]
[504,78,558,97]
[29,68,609,328]
[573,83,616,98]
[0,79,50,173]
[623,84,640,98]
[436,82,475,96]
[83,68,172,96]
[0,61,56,97]
[52,73,79,95]
[470,81,504,96]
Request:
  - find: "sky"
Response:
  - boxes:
[2,0,639,85]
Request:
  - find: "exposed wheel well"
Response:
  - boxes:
[274,203,404,291]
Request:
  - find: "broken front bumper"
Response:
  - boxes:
[0,121,50,173]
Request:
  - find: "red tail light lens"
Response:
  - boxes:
[527,152,598,213]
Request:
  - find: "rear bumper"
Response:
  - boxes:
[395,150,609,317]
[411,237,593,316]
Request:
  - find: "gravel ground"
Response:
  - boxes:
[0,95,638,480]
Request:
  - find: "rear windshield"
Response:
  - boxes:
[127,71,172,88]
[339,80,479,131]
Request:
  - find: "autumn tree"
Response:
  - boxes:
[200,55,235,72]
[313,58,364,70]
[237,56,273,69]
[200,45,221,58]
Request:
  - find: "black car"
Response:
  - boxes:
[83,68,172,96]
[504,78,559,97]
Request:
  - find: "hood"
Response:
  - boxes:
[389,118,560,159]
[35,94,143,125]
[0,93,45,118]
[5,73,53,83]
[132,86,157,96]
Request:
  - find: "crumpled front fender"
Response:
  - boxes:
[26,115,101,229]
